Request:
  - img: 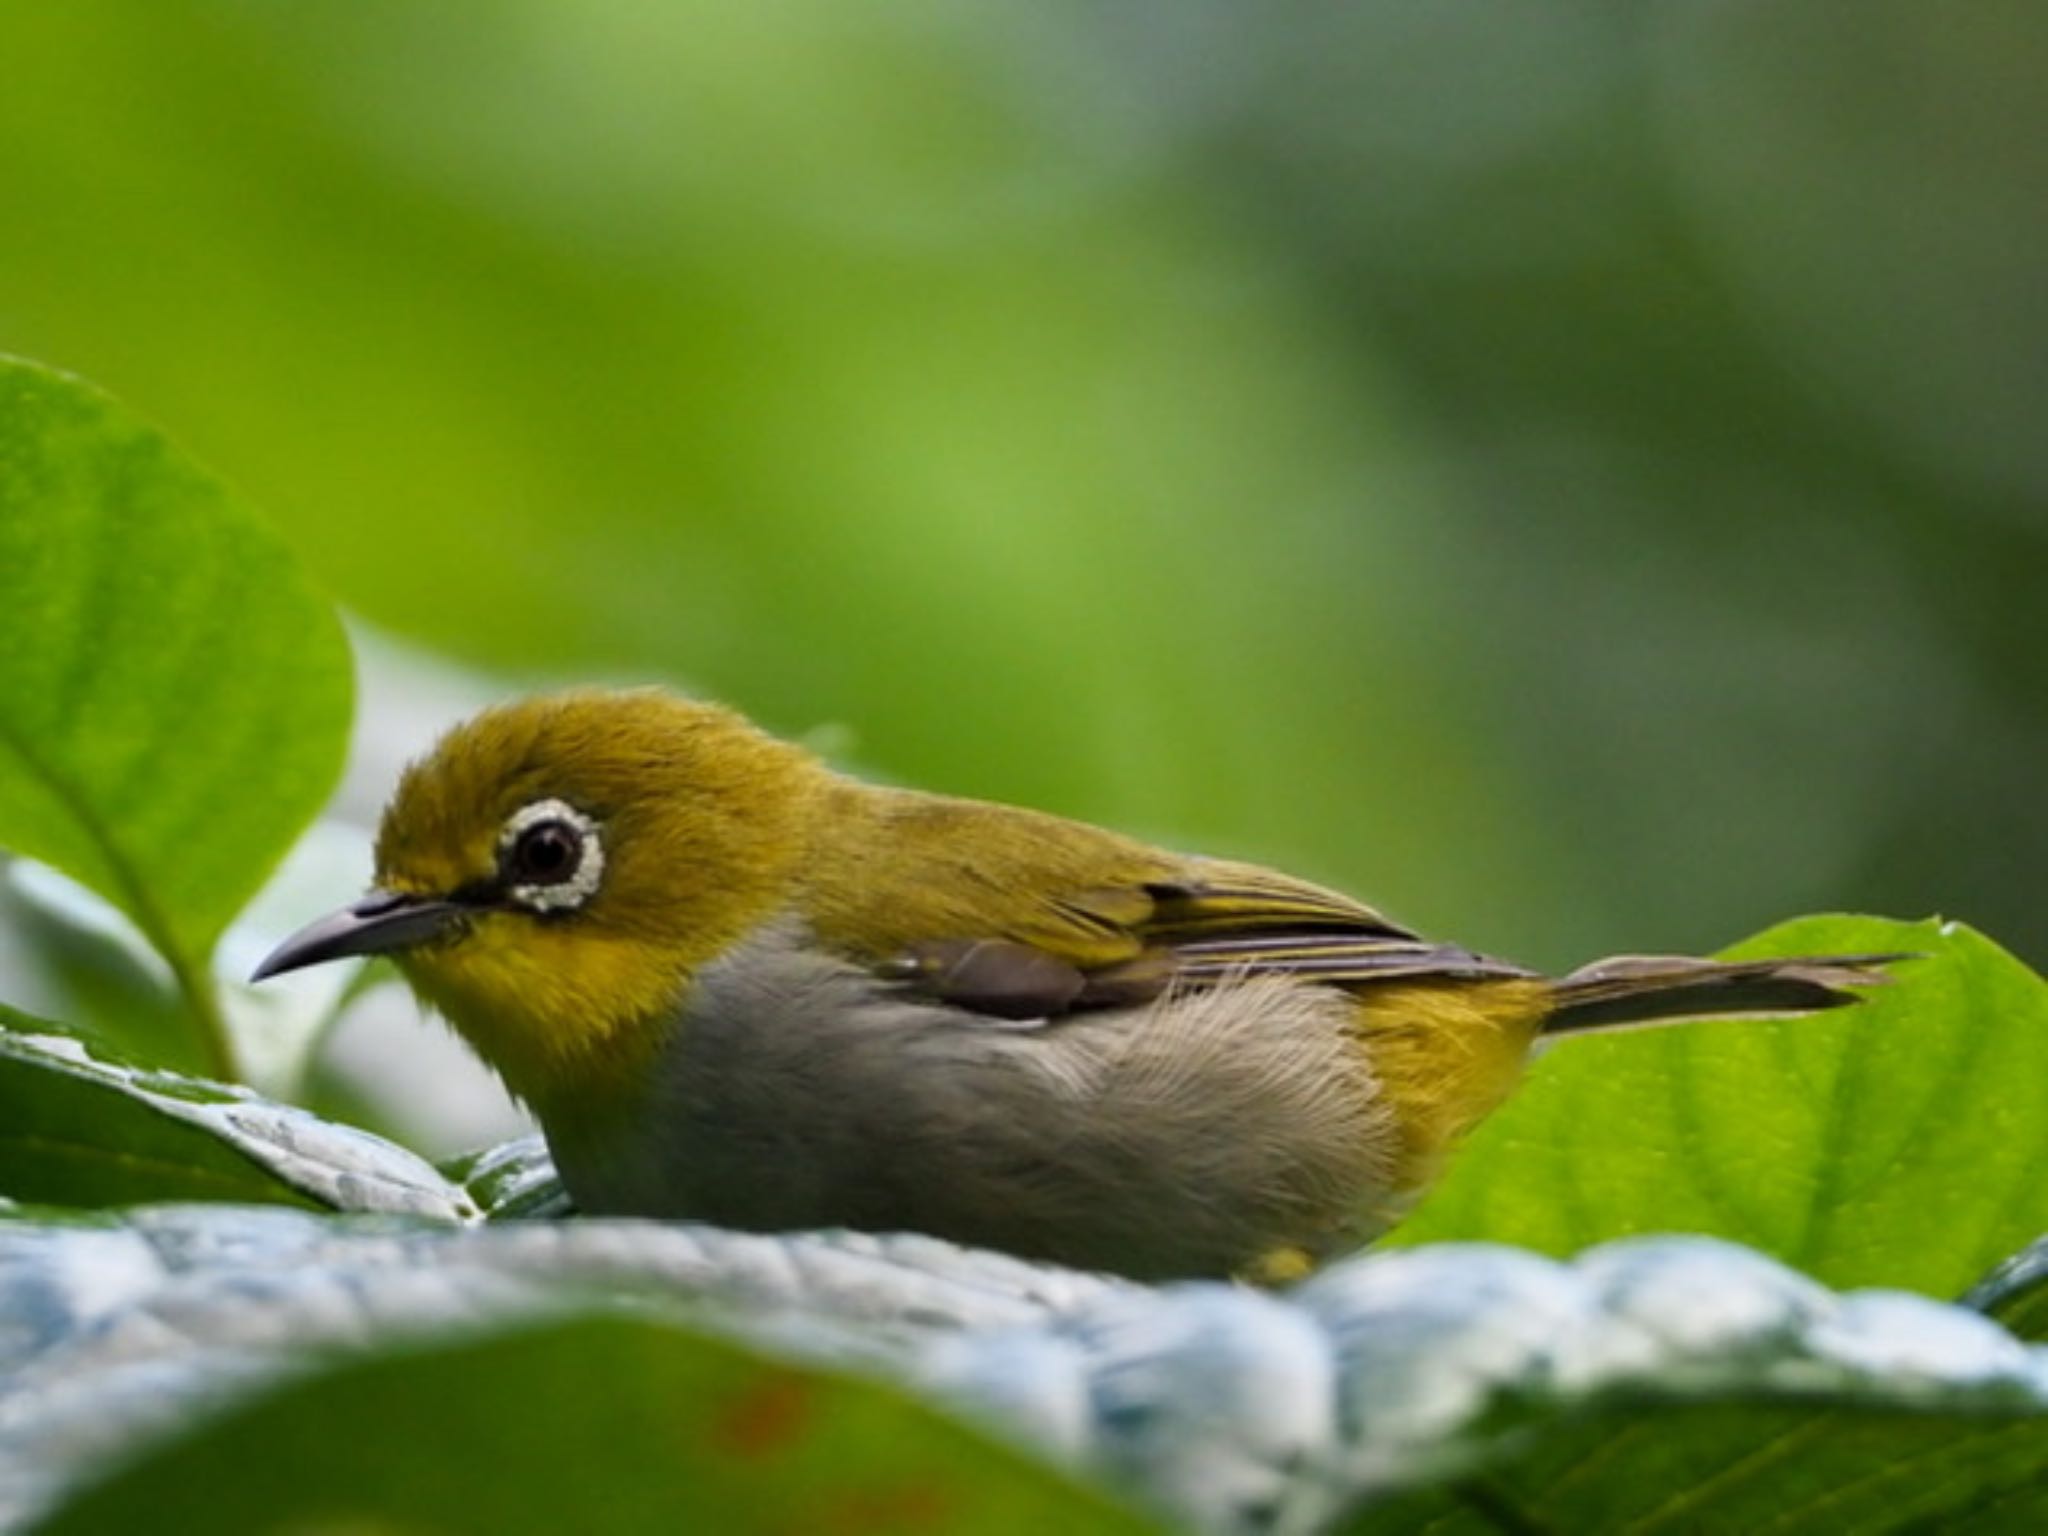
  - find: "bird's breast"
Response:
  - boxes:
[545,921,1434,1279]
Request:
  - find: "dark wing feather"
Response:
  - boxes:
[1171,932,1524,986]
[882,860,1531,1021]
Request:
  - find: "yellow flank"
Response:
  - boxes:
[1349,978,1554,1203]
[1243,1246,1319,1286]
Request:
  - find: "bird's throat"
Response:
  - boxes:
[396,927,691,1123]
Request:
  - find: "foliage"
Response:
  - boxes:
[0,359,351,1079]
[1,4,2041,972]
[1351,1402,2048,1535]
[0,1006,467,1219]
[1,13,2045,1536]
[1,359,2046,1528]
[1398,916,2048,1297]
[7,1204,2048,1534]
[28,1317,1152,1536]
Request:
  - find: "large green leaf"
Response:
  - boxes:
[0,356,352,1076]
[1392,915,2048,1297]
[6,1207,2048,1534]
[0,1006,473,1220]
[1349,1400,2048,1535]
[28,1316,1155,1536]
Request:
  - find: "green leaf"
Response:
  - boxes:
[1966,1236,2048,1343]
[1391,915,2048,1298]
[1347,1400,2048,1535]
[443,1133,573,1221]
[28,1316,1157,1536]
[0,1005,474,1220]
[0,356,352,1078]
[5,1206,2047,1533]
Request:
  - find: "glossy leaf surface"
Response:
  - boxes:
[0,1010,471,1220]
[1394,916,2048,1298]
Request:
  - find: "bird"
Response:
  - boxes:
[255,689,1899,1282]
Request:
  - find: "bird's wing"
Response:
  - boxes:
[876,870,1526,1021]
[802,787,1528,1022]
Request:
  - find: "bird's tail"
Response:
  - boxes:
[1544,952,1908,1037]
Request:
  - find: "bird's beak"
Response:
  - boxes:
[250,890,469,982]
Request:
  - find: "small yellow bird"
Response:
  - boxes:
[257,689,1894,1281]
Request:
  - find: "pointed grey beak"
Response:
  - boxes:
[250,890,469,982]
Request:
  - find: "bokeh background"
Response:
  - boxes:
[1,3,2041,1137]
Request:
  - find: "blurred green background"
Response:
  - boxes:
[2,0,2041,991]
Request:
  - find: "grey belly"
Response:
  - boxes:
[548,931,1395,1280]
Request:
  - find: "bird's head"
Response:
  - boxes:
[255,688,819,1104]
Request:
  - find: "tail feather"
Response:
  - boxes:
[1545,952,1910,1037]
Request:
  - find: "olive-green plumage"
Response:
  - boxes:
[258,689,1898,1281]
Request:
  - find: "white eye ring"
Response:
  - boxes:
[498,798,605,913]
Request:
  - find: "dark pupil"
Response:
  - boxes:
[514,822,579,883]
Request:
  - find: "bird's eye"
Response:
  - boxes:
[509,820,581,884]
[496,798,605,913]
